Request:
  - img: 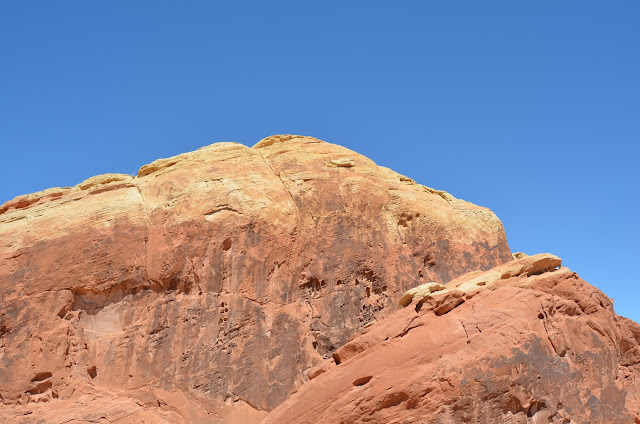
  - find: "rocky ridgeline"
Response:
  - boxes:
[0,136,637,423]
[266,254,640,423]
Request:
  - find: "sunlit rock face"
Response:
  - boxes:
[0,135,512,423]
[265,255,640,424]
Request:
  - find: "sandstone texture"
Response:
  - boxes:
[265,255,640,423]
[0,135,512,423]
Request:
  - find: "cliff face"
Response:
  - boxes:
[265,254,640,423]
[0,136,512,423]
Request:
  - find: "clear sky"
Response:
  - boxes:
[1,2,638,322]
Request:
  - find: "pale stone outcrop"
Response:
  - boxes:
[398,282,446,307]
[512,251,528,259]
[77,173,133,190]
[329,158,356,167]
[397,254,561,308]
[445,252,561,294]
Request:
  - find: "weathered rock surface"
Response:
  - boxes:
[264,255,640,424]
[0,135,512,423]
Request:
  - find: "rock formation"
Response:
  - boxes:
[265,254,640,423]
[0,136,512,423]
[2,135,638,423]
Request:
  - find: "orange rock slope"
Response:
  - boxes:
[0,136,512,423]
[265,254,640,423]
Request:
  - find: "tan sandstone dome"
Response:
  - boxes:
[0,135,513,423]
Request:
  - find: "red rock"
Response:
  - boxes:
[264,255,640,423]
[0,136,512,422]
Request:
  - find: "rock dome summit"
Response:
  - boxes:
[1,135,638,423]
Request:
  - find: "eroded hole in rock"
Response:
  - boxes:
[31,372,52,382]
[423,254,436,268]
[168,278,179,291]
[528,266,560,277]
[503,394,546,417]
[538,313,544,319]
[57,304,71,319]
[27,381,52,395]
[358,268,378,283]
[380,392,409,409]
[68,278,149,316]
[88,366,97,379]
[222,238,233,251]
[406,396,419,410]
[397,212,418,227]
[372,284,387,295]
[204,205,241,222]
[299,277,326,293]
[352,376,373,386]
[527,400,546,417]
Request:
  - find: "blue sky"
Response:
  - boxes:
[1,2,638,321]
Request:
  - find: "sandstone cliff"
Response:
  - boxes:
[265,254,640,423]
[0,136,512,423]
